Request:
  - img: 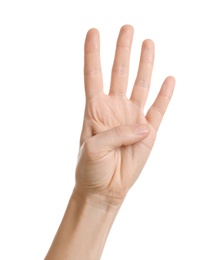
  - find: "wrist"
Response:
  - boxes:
[73,185,124,214]
[45,187,121,260]
[67,187,121,259]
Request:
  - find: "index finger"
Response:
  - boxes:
[84,29,103,99]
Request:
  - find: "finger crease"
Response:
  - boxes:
[134,78,149,89]
[112,65,129,76]
[84,67,102,77]
[151,105,165,115]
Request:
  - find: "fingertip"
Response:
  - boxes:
[120,24,134,34]
[86,28,100,37]
[85,28,100,52]
[141,39,155,62]
[166,75,176,83]
[119,24,134,42]
[165,76,176,92]
[159,76,176,99]
[142,39,155,50]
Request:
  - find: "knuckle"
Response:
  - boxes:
[152,104,165,116]
[117,42,131,51]
[83,138,95,157]
[112,64,128,76]
[84,66,101,77]
[113,125,125,137]
[113,126,120,137]
[134,78,149,89]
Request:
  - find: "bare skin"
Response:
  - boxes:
[45,25,175,260]
[77,25,175,202]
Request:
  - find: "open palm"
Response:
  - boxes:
[76,25,175,203]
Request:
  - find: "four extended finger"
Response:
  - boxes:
[109,25,134,96]
[84,29,103,99]
[146,76,175,131]
[130,39,154,107]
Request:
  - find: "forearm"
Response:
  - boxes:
[45,187,121,260]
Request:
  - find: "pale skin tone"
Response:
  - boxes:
[45,25,175,260]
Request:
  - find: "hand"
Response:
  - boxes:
[75,25,175,206]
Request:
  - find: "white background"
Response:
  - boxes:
[0,0,211,259]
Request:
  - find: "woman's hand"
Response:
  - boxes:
[75,25,175,206]
[45,25,175,260]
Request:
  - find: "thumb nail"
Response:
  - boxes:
[134,124,150,135]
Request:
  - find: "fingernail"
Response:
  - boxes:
[134,124,150,135]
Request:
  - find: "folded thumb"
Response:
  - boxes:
[91,124,150,152]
